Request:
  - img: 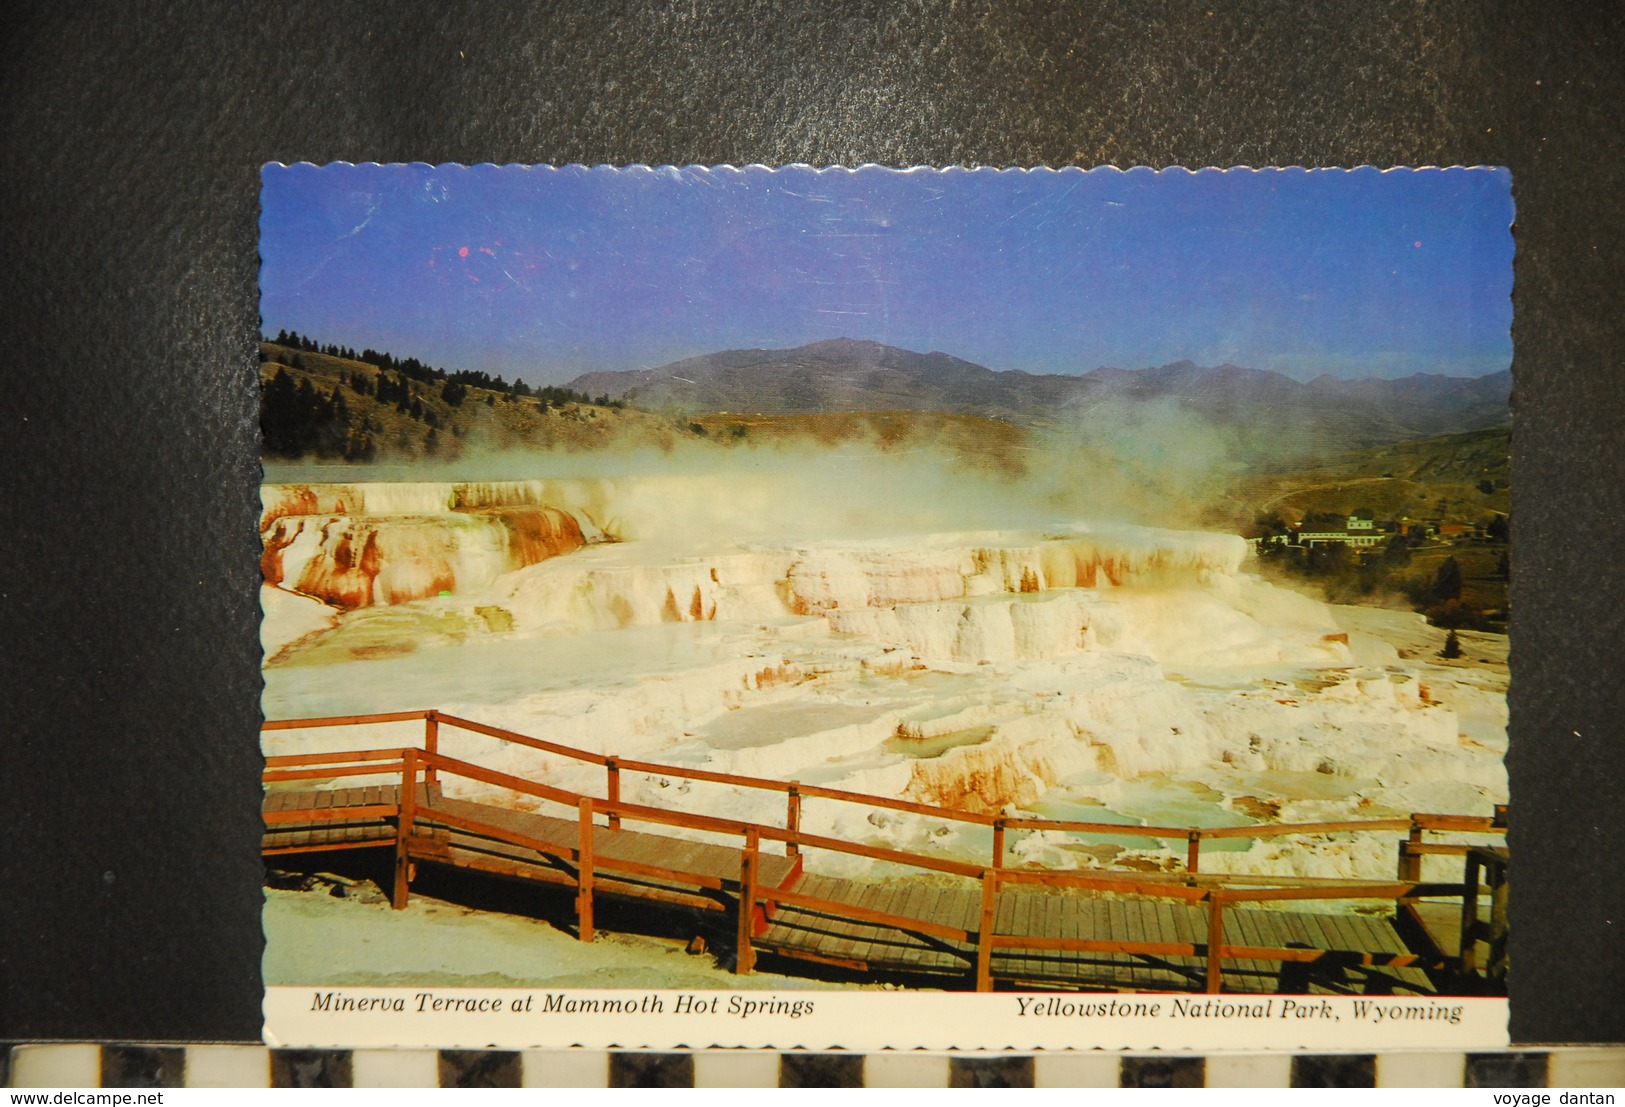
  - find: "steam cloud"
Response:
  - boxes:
[263,398,1253,545]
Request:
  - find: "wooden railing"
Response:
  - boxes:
[263,709,1507,993]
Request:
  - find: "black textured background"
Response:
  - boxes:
[3,1,1621,1045]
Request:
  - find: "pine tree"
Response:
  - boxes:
[1431,556,1464,603]
[1441,630,1462,659]
[260,367,301,455]
[314,389,350,458]
[294,378,322,452]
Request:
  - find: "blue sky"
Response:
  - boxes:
[260,164,1513,386]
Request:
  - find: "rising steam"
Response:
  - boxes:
[263,398,1254,546]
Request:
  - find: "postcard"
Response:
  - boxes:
[258,163,1513,1051]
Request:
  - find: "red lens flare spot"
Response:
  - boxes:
[459,246,470,258]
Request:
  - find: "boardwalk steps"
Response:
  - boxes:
[263,710,1509,995]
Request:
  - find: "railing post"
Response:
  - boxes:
[1458,849,1482,976]
[992,818,1006,870]
[975,869,998,992]
[736,827,760,975]
[786,784,801,859]
[1186,829,1202,874]
[1205,890,1226,994]
[392,749,418,910]
[422,710,439,786]
[1399,816,1423,882]
[605,757,620,831]
[1487,851,1510,980]
[577,797,595,943]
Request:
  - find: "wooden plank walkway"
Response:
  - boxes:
[264,786,1442,995]
[263,783,442,854]
[420,795,801,915]
[265,785,799,917]
[756,876,1435,994]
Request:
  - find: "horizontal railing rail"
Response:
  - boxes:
[266,746,413,767]
[263,758,408,785]
[263,803,401,826]
[262,711,432,730]
[264,709,1504,873]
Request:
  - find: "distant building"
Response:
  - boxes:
[1296,528,1385,549]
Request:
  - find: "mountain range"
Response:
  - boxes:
[565,338,1511,448]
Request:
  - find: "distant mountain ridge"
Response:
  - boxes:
[568,338,1083,421]
[565,338,1511,448]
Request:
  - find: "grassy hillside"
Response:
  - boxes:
[259,342,681,460]
[1229,426,1510,631]
[1223,425,1510,531]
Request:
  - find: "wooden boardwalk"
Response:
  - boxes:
[757,873,1434,994]
[268,783,1443,995]
[264,784,437,853]
[262,711,1507,995]
[267,783,800,916]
